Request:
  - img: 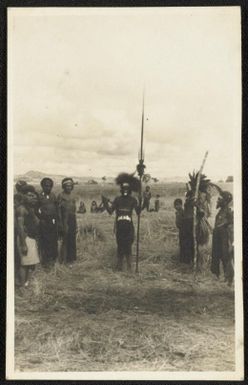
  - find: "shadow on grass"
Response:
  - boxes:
[29,282,233,320]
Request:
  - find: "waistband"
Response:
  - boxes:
[117,215,131,222]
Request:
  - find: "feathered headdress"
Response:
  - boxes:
[188,171,211,193]
[115,172,141,192]
[211,184,233,204]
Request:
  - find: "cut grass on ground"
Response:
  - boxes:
[15,204,235,372]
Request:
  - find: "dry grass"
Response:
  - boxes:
[15,183,235,372]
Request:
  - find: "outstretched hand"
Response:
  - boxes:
[101,195,109,207]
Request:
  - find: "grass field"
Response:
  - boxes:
[14,182,235,372]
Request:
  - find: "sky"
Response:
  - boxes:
[8,7,241,180]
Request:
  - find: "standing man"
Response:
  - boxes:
[57,178,77,266]
[174,198,185,263]
[102,173,141,272]
[211,191,234,286]
[142,185,152,211]
[37,177,59,269]
[182,174,212,266]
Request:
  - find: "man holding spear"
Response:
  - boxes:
[192,151,209,271]
[135,90,146,273]
[102,90,146,273]
[182,152,212,270]
[101,173,141,272]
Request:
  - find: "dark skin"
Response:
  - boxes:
[41,180,53,195]
[60,182,74,235]
[102,187,140,216]
[17,192,38,255]
[216,197,229,209]
[121,185,131,197]
[102,196,115,214]
[63,183,73,194]
[39,179,65,243]
[102,187,140,272]
[174,202,183,211]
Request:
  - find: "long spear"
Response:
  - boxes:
[135,90,145,274]
[193,151,209,272]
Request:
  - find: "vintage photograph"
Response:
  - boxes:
[7,6,243,380]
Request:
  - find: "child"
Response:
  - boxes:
[142,185,152,211]
[77,201,87,214]
[174,198,184,263]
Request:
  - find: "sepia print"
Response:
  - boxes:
[7,6,243,380]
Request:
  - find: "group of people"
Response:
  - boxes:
[13,170,234,287]
[142,185,160,212]
[173,182,234,286]
[77,200,106,214]
[14,177,78,286]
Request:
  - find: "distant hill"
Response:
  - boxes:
[14,170,226,186]
[23,170,55,179]
[14,171,115,185]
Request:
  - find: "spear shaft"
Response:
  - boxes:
[135,91,145,274]
[193,151,209,272]
[140,94,145,163]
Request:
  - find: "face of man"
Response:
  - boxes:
[121,184,130,196]
[174,202,182,211]
[25,192,38,207]
[42,180,53,195]
[216,197,224,209]
[63,183,73,193]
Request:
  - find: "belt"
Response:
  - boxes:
[117,215,131,222]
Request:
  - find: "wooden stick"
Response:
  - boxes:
[135,90,145,274]
[193,151,209,272]
[136,175,142,273]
